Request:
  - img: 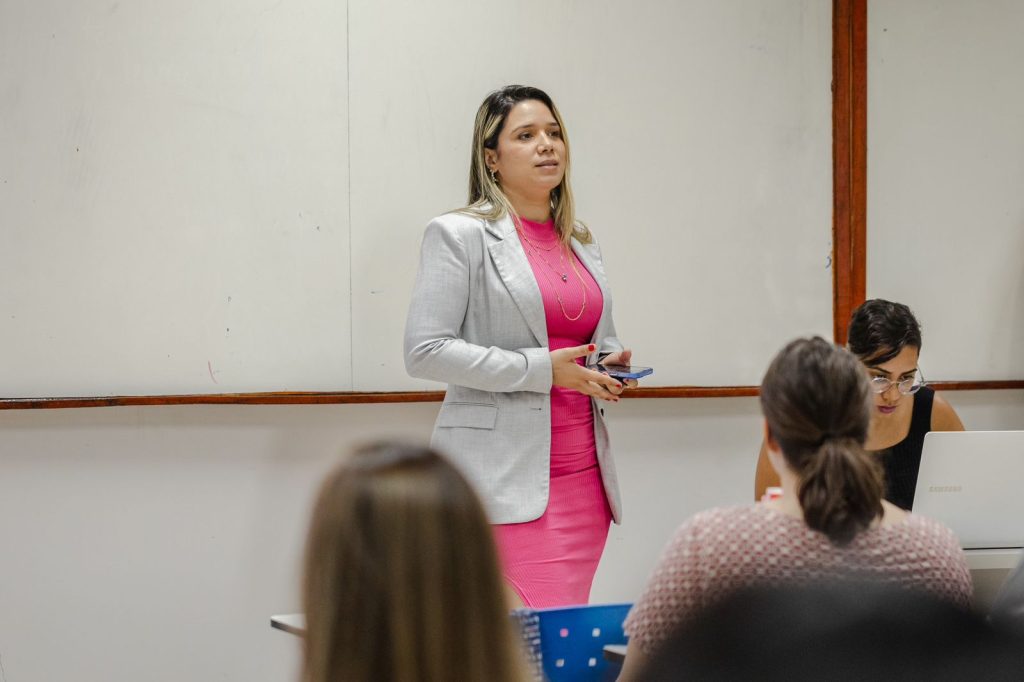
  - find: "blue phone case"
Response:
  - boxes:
[589,364,654,380]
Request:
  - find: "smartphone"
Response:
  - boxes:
[588,364,654,380]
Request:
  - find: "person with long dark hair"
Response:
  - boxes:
[619,337,971,681]
[405,85,635,607]
[755,299,965,508]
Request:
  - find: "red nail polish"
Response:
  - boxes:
[588,344,596,351]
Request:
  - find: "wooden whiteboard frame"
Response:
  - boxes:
[835,0,1022,393]
[3,0,1020,410]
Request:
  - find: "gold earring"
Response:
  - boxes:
[489,168,498,183]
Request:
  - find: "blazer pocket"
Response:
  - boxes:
[437,402,498,430]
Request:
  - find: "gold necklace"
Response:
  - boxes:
[516,223,560,252]
[519,233,589,321]
[520,231,571,282]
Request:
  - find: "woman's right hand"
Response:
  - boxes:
[551,344,624,402]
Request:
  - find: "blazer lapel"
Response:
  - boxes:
[486,214,549,346]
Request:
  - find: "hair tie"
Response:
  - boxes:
[819,431,843,447]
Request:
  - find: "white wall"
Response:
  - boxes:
[867,0,1024,380]
[1,0,833,396]
[2,392,1022,681]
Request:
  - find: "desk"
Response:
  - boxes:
[270,613,305,636]
[603,643,627,664]
[965,548,1023,613]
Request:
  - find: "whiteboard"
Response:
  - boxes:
[0,0,351,397]
[351,0,834,390]
[2,0,834,397]
[868,1,1024,381]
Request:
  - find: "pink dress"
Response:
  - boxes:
[492,217,613,608]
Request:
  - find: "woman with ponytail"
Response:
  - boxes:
[618,338,971,681]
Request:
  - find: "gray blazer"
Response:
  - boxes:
[404,210,623,525]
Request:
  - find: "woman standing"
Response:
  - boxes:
[405,85,633,607]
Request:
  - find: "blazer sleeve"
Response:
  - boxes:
[404,217,553,394]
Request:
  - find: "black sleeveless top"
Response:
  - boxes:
[875,386,934,511]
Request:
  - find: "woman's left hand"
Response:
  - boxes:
[601,348,639,388]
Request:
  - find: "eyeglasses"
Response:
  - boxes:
[869,369,925,395]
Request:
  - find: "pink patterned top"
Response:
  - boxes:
[624,505,972,654]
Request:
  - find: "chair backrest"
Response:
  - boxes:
[513,603,631,682]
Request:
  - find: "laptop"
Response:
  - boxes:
[913,431,1024,550]
[913,431,1024,611]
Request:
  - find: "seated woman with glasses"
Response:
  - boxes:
[618,337,972,681]
[755,299,965,509]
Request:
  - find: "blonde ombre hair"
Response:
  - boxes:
[300,442,527,682]
[461,85,591,245]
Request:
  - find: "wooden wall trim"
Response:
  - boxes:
[0,387,758,409]
[5,382,1023,409]
[0,392,446,410]
[927,381,1024,392]
[832,0,868,345]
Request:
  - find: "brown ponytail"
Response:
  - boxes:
[760,338,884,546]
[798,437,884,545]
